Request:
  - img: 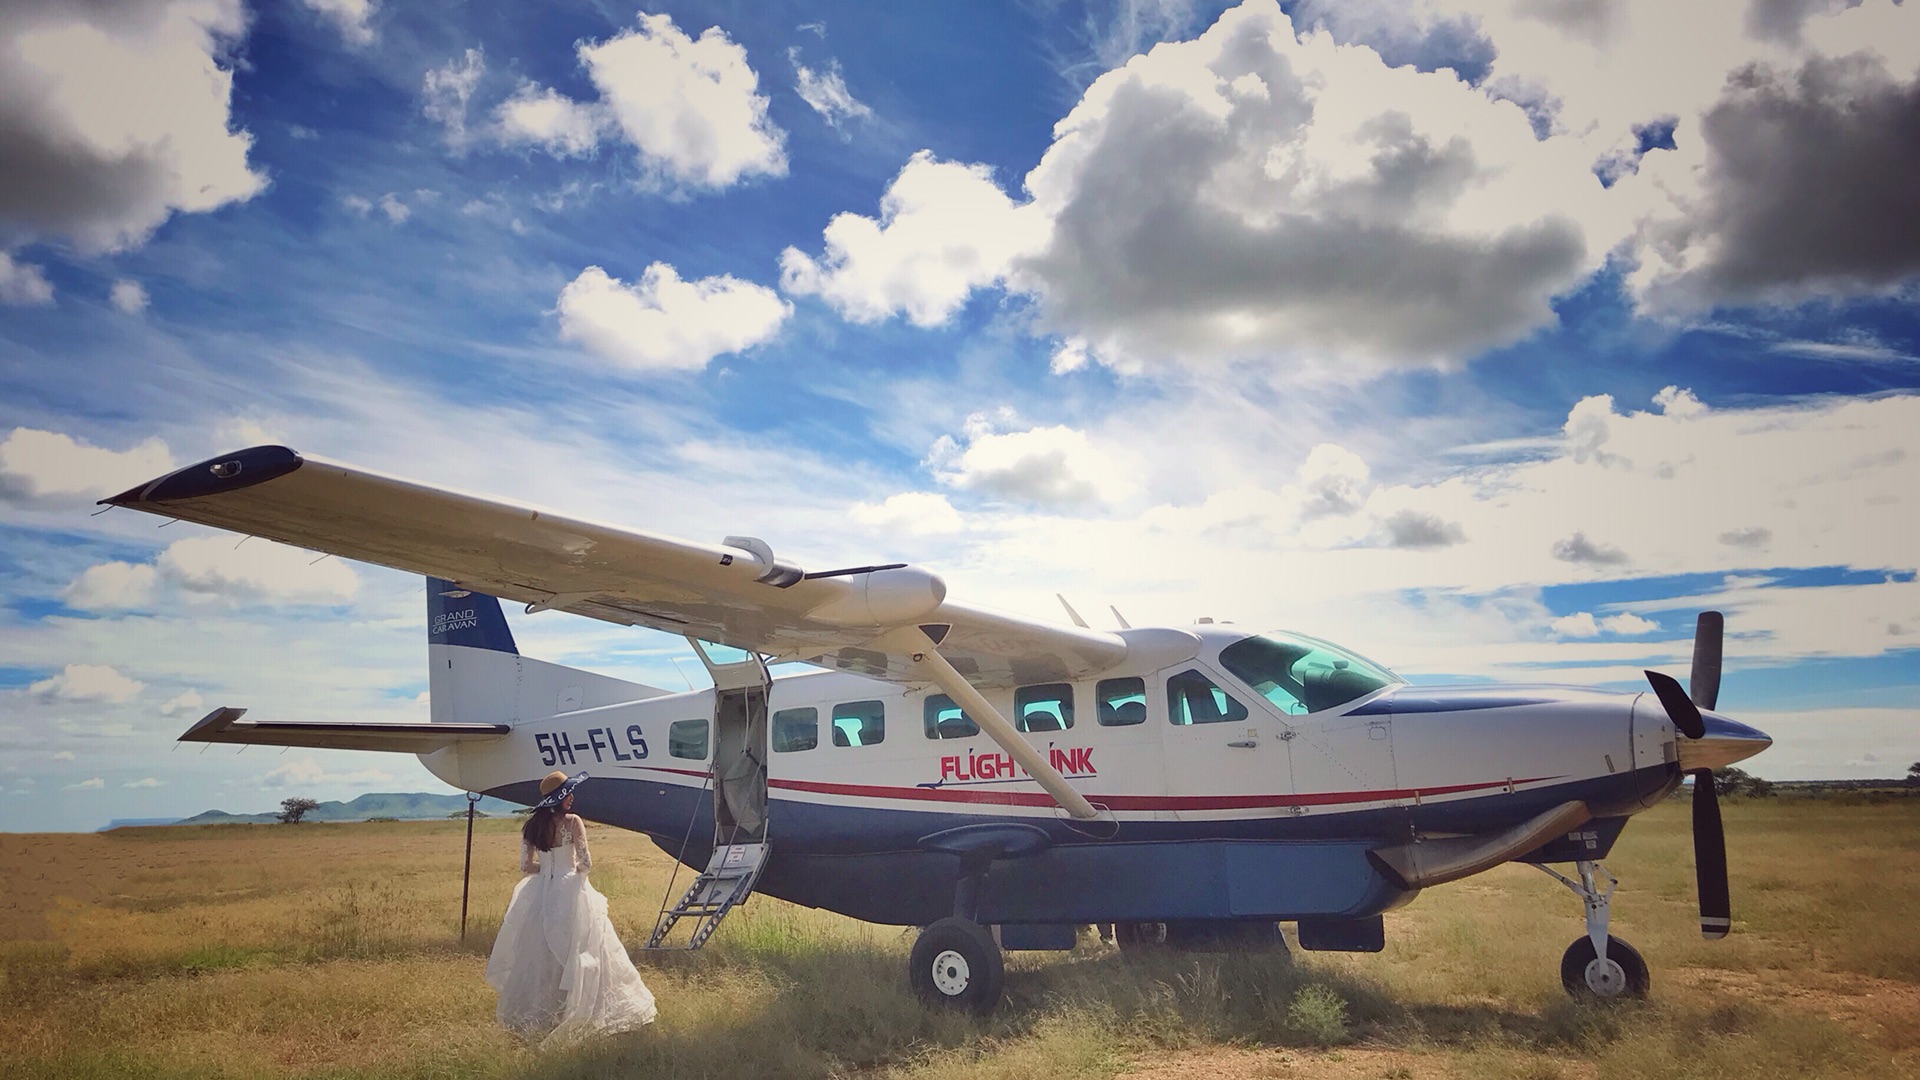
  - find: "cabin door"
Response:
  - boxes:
[690,639,771,844]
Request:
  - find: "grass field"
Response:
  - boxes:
[2,797,1916,1079]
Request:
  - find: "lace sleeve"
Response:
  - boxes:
[520,841,538,875]
[567,814,592,873]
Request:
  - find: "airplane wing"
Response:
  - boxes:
[104,446,1129,688]
[181,707,511,753]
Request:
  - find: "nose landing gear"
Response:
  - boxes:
[1537,860,1651,1000]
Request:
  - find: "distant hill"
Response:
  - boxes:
[173,791,524,825]
[99,817,185,831]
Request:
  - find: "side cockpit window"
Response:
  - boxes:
[1166,669,1249,725]
[1219,632,1399,715]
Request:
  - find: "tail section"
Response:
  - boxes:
[428,578,517,654]
[426,578,670,730]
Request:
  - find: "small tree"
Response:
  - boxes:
[278,797,321,824]
[1908,762,1920,787]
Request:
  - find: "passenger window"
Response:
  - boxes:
[923,694,978,739]
[832,700,886,747]
[668,718,709,759]
[1166,670,1249,725]
[771,707,818,752]
[1097,677,1148,726]
[1014,683,1074,732]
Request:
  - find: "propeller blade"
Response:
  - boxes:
[1692,768,1731,939]
[1691,611,1724,711]
[1645,669,1706,739]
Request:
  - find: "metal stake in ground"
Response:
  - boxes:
[460,791,480,941]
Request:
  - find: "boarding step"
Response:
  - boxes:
[641,841,770,951]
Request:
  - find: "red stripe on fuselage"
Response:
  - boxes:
[619,765,1560,811]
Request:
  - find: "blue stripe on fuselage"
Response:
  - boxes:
[485,763,1675,927]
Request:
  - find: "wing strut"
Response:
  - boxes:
[889,628,1104,821]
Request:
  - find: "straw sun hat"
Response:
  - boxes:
[534,770,588,809]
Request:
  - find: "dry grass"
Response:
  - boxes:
[1,799,1915,1079]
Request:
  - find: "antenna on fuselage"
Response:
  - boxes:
[1056,594,1089,628]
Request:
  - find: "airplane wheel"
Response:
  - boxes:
[1560,934,1650,1000]
[910,917,1004,1013]
[1113,921,1170,951]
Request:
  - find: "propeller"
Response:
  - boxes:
[1643,611,1732,940]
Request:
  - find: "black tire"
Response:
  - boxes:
[1113,920,1170,952]
[910,917,1004,1013]
[1560,934,1650,1000]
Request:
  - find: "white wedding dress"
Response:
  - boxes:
[486,814,657,1045]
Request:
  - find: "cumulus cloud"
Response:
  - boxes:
[1551,530,1630,565]
[580,13,786,189]
[1629,51,1920,310]
[109,279,149,314]
[1551,610,1660,637]
[158,535,360,604]
[0,251,54,305]
[791,49,873,129]
[781,152,1040,326]
[556,264,790,372]
[850,491,965,535]
[1718,526,1773,550]
[494,83,604,156]
[159,689,204,716]
[1378,508,1467,549]
[423,47,485,146]
[124,776,166,788]
[63,562,158,610]
[63,777,105,791]
[927,413,1138,508]
[260,756,394,789]
[0,0,266,253]
[1009,0,1622,369]
[51,750,75,761]
[31,664,143,704]
[0,428,173,503]
[300,0,376,46]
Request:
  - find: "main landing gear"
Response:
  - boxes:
[1538,860,1650,1000]
[910,917,1004,1013]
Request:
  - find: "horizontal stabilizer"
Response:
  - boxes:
[180,707,510,754]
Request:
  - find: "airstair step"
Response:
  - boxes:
[641,842,770,951]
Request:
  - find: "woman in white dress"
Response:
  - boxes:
[486,770,657,1045]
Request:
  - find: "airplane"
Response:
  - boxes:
[103,444,1772,1011]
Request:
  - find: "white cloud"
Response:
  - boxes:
[159,689,204,717]
[791,49,873,129]
[260,756,394,789]
[0,0,266,252]
[123,776,166,788]
[555,263,790,372]
[377,193,409,223]
[1007,0,1627,370]
[157,535,360,604]
[1551,610,1660,637]
[51,750,74,761]
[423,47,485,147]
[63,777,104,791]
[109,279,149,314]
[31,664,144,704]
[494,83,604,157]
[927,413,1140,508]
[0,251,54,305]
[579,13,786,189]
[0,428,174,503]
[64,562,159,610]
[301,0,377,47]
[850,491,965,535]
[781,152,1041,326]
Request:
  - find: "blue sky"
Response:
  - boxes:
[2,0,1916,831]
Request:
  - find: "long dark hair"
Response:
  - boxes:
[522,804,564,851]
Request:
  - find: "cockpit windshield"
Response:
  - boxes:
[1217,632,1402,715]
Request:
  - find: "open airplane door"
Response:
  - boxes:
[689,638,771,845]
